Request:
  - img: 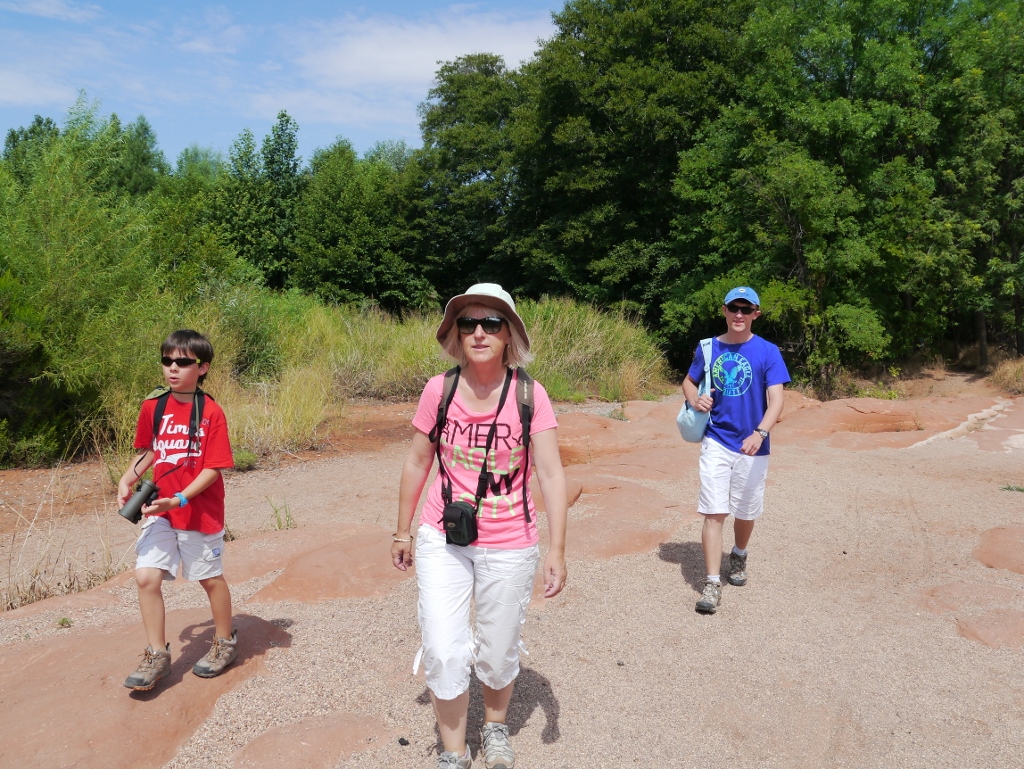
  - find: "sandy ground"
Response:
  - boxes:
[1,373,1024,769]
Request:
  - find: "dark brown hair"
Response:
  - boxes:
[161,330,214,384]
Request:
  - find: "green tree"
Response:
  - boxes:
[292,139,433,309]
[215,112,304,288]
[409,53,524,299]
[3,115,60,186]
[938,0,1024,357]
[0,105,165,462]
[508,0,753,308]
[665,0,978,383]
[101,114,171,196]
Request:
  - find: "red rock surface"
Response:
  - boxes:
[2,379,1023,768]
[0,611,290,769]
[973,525,1024,575]
[231,712,396,768]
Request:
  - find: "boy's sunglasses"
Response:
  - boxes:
[725,303,757,315]
[456,316,505,335]
[161,356,199,367]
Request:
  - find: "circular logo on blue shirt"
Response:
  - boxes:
[713,352,753,397]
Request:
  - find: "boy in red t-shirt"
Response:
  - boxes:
[117,330,236,691]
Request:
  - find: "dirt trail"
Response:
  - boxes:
[2,373,1023,769]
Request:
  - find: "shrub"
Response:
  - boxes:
[992,357,1024,395]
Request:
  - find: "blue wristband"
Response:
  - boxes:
[173,492,188,508]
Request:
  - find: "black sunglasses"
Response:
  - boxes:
[725,303,757,315]
[456,316,505,335]
[161,356,199,367]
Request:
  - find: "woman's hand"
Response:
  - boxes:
[392,539,414,571]
[542,550,567,598]
[394,430,435,572]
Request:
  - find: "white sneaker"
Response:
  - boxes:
[437,748,472,768]
[482,722,515,769]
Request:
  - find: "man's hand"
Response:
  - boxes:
[740,432,764,456]
[692,389,715,413]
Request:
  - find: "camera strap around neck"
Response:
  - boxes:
[437,367,514,510]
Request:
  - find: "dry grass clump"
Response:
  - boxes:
[1,466,133,611]
[98,293,670,467]
[992,357,1024,395]
[522,298,670,402]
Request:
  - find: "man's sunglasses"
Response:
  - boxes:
[725,303,757,315]
[456,316,505,335]
[161,356,199,367]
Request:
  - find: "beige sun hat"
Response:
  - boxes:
[435,283,530,349]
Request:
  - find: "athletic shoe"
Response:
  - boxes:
[192,631,238,678]
[124,643,171,690]
[728,552,748,586]
[695,579,722,614]
[482,722,515,769]
[437,748,472,768]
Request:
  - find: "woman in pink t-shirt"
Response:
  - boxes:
[392,284,568,769]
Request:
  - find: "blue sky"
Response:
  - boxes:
[0,0,563,165]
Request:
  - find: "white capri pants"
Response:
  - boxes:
[414,525,539,700]
[697,436,770,520]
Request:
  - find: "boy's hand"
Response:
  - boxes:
[116,480,133,509]
[142,497,182,515]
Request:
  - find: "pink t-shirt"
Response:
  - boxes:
[412,370,558,549]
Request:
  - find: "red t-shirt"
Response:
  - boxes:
[133,394,234,533]
[411,370,558,549]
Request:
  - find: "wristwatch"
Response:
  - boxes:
[755,428,769,439]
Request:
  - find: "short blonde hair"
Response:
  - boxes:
[440,308,534,369]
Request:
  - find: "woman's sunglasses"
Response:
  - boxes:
[725,303,757,315]
[456,316,505,335]
[161,356,199,367]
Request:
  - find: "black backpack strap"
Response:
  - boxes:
[150,390,171,448]
[429,367,460,444]
[148,387,207,450]
[516,367,535,523]
[431,368,461,505]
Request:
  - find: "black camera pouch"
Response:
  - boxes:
[442,500,479,546]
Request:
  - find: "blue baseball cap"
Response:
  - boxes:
[723,286,760,306]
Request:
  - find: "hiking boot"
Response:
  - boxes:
[482,722,515,769]
[695,579,722,614]
[192,631,237,678]
[124,643,171,690]
[728,551,748,586]
[437,748,472,768]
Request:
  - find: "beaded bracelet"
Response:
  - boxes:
[392,534,412,543]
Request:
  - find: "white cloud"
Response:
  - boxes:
[0,68,79,107]
[174,9,248,56]
[0,0,99,22]
[296,10,553,91]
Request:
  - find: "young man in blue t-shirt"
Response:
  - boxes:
[682,286,790,614]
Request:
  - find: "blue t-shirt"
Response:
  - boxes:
[687,335,790,455]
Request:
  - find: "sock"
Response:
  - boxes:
[707,575,721,584]
[732,546,747,557]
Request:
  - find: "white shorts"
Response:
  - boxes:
[414,525,539,700]
[697,436,770,520]
[135,515,225,581]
